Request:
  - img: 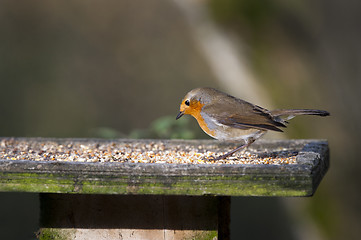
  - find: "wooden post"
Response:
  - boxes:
[38,194,229,240]
[0,138,329,240]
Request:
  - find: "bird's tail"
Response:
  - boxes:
[271,109,330,122]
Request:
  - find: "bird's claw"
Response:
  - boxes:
[203,154,226,162]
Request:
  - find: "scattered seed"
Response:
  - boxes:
[0,139,298,165]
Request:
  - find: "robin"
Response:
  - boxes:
[176,87,329,160]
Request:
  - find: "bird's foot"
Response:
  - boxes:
[203,142,252,162]
[203,153,231,161]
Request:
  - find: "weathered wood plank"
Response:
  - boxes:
[0,138,329,196]
[38,194,227,240]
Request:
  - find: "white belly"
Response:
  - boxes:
[201,112,265,141]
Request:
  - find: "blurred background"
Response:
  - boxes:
[0,0,360,239]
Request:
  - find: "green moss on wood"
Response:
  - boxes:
[37,228,217,240]
[0,139,329,197]
[0,171,310,196]
[37,228,74,240]
[193,230,218,240]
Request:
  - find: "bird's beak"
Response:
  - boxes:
[176,111,184,120]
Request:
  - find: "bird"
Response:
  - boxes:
[176,87,329,160]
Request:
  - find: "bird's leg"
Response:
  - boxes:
[206,138,256,161]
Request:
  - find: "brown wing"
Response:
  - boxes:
[203,96,286,132]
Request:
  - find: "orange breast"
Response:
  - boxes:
[186,101,216,137]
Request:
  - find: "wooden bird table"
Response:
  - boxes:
[0,138,329,240]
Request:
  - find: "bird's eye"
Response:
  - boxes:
[185,100,190,106]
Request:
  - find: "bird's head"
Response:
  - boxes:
[176,88,214,120]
